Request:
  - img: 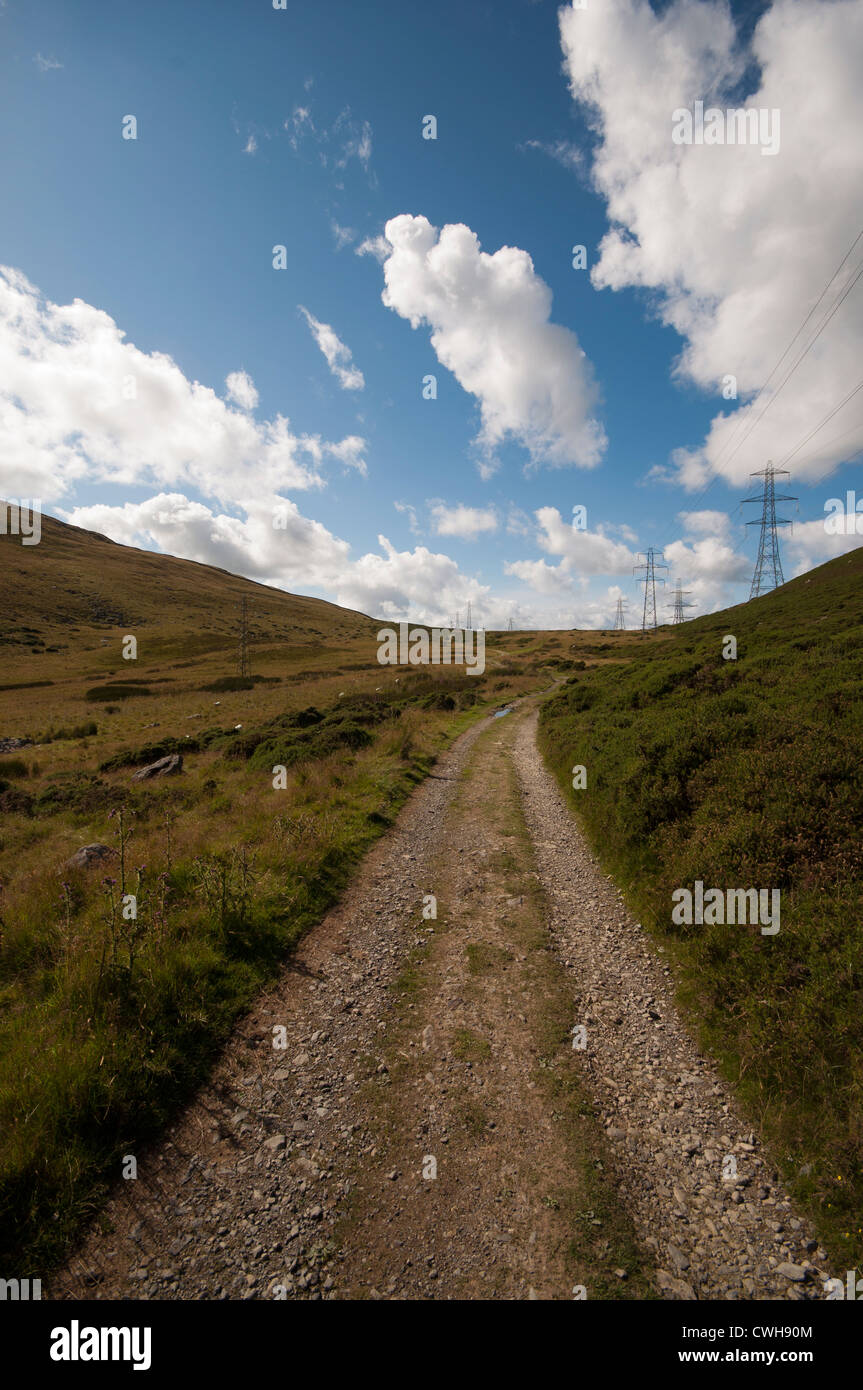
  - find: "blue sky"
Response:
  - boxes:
[1,0,861,628]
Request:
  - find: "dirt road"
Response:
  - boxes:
[52,700,830,1301]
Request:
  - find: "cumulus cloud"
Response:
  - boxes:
[0,265,364,503]
[375,214,606,471]
[0,265,528,628]
[335,535,489,623]
[225,370,259,411]
[429,502,498,540]
[677,508,733,541]
[503,505,636,597]
[504,557,575,594]
[57,492,501,627]
[58,493,350,591]
[785,513,863,574]
[559,0,863,487]
[298,306,365,391]
[534,505,635,572]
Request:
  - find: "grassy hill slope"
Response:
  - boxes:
[539,547,863,1266]
[0,509,375,641]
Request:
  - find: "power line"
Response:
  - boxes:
[711,225,863,475]
[778,376,863,469]
[647,224,863,567]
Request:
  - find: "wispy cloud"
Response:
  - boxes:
[284,103,373,179]
[330,219,355,251]
[298,306,365,391]
[395,500,421,535]
[520,137,583,172]
[34,53,63,73]
[355,234,389,264]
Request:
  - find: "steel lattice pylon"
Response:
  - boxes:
[634,548,668,632]
[742,463,797,599]
[612,597,627,630]
[667,582,694,624]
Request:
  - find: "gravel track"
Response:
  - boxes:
[512,708,832,1300]
[50,699,832,1301]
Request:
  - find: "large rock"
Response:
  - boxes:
[0,737,32,753]
[131,754,183,781]
[65,843,118,871]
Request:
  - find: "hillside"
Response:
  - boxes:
[0,507,376,652]
[539,546,863,1266]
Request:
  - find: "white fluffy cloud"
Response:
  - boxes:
[58,492,500,627]
[59,493,351,590]
[0,266,365,504]
[0,264,512,625]
[677,508,733,541]
[534,505,635,573]
[376,214,606,471]
[559,0,863,487]
[326,434,367,475]
[299,306,365,391]
[785,514,863,574]
[503,506,636,595]
[225,370,259,411]
[429,503,498,540]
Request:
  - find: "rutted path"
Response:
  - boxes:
[512,709,830,1300]
[52,700,829,1301]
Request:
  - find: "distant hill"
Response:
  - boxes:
[0,507,376,648]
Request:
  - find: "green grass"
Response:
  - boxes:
[539,547,863,1264]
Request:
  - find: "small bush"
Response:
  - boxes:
[85,685,152,702]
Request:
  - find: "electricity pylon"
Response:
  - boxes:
[466,600,473,630]
[667,582,694,624]
[742,462,797,599]
[634,549,667,632]
[612,597,627,630]
[237,597,252,679]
